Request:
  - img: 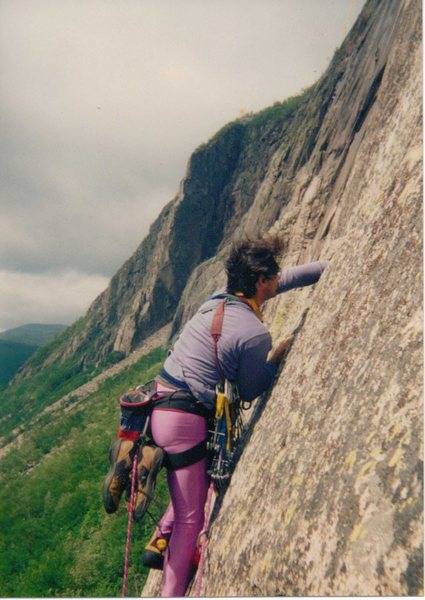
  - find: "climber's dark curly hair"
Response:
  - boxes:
[226,235,283,297]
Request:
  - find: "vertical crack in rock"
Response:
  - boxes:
[352,64,386,137]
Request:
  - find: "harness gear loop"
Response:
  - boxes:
[214,390,233,451]
[215,391,225,418]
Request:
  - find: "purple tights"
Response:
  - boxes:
[150,409,209,597]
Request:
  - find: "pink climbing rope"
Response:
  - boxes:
[194,479,217,596]
[122,442,140,598]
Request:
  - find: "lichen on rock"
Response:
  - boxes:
[144,0,423,596]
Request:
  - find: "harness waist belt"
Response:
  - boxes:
[152,394,211,419]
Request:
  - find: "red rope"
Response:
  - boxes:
[122,442,140,597]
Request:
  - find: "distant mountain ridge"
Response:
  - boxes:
[0,340,38,386]
[0,324,67,385]
[0,323,67,347]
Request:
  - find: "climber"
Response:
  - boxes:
[104,235,327,597]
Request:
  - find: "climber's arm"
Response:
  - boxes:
[277,261,328,294]
[236,332,292,401]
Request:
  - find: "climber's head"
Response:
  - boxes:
[226,235,282,300]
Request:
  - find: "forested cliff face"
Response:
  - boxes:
[143,0,423,596]
[17,0,407,379]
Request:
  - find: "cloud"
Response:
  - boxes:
[0,269,109,330]
[0,139,176,276]
[0,0,364,328]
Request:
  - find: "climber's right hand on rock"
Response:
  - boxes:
[269,334,294,363]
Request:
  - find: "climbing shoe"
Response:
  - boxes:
[133,443,165,522]
[142,532,169,570]
[103,438,134,514]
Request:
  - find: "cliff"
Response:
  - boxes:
[16,0,391,379]
[5,0,421,594]
[143,0,423,595]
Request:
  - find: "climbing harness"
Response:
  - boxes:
[193,297,254,594]
[119,380,210,469]
[120,294,260,594]
[117,379,211,596]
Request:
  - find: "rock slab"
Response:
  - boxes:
[198,0,423,596]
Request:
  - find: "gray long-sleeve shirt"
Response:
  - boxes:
[163,261,327,410]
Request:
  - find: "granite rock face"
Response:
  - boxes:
[143,0,422,596]
[194,0,423,596]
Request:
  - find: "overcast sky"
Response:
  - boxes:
[0,0,364,330]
